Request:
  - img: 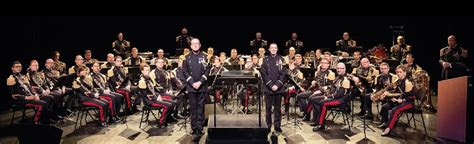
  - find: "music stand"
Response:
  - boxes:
[282,75,303,130]
[223,64,242,71]
[299,67,317,79]
[176,87,190,132]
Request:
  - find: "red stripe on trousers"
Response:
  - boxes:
[306,104,313,113]
[150,103,169,124]
[215,90,221,103]
[388,104,413,129]
[100,96,115,116]
[319,100,342,124]
[82,102,105,122]
[161,95,172,100]
[116,89,131,109]
[245,88,252,107]
[25,104,43,123]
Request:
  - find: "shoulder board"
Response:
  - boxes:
[7,75,16,86]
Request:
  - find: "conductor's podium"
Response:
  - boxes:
[206,114,269,144]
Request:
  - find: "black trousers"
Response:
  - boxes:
[297,91,312,113]
[265,93,283,129]
[188,92,206,131]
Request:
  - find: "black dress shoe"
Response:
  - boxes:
[381,128,391,136]
[312,125,325,131]
[310,123,319,127]
[302,114,310,121]
[189,130,197,135]
[361,114,373,120]
[196,130,205,135]
[99,122,107,127]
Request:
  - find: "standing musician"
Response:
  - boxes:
[285,32,304,55]
[260,43,287,133]
[72,65,111,127]
[376,65,415,136]
[138,63,177,128]
[250,32,268,55]
[108,56,134,114]
[112,32,131,58]
[336,32,357,57]
[182,38,211,136]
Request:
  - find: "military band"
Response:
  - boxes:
[7,29,470,138]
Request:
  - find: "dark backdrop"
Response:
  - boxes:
[1,16,472,110]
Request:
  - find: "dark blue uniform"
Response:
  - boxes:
[260,54,287,130]
[182,51,210,133]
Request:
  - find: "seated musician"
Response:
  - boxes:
[84,50,99,65]
[150,58,181,120]
[205,47,215,64]
[283,47,296,65]
[251,54,261,68]
[296,58,335,121]
[336,32,357,57]
[310,63,354,131]
[238,58,260,113]
[138,63,177,128]
[124,47,146,65]
[257,47,266,66]
[7,61,58,124]
[390,36,412,61]
[219,52,230,66]
[209,58,229,104]
[351,57,379,120]
[52,51,67,75]
[112,32,131,58]
[312,49,322,69]
[150,49,171,69]
[371,62,398,116]
[72,65,112,127]
[68,55,87,75]
[107,56,134,114]
[283,60,304,115]
[225,48,242,65]
[27,60,67,117]
[171,58,186,92]
[376,65,415,136]
[101,53,116,69]
[403,53,422,79]
[322,52,335,69]
[348,51,362,68]
[91,62,123,121]
[294,54,306,68]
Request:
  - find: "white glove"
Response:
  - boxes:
[94,93,100,99]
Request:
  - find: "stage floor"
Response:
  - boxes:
[0,96,461,143]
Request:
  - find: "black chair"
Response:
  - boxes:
[396,94,429,136]
[10,102,37,125]
[325,99,352,130]
[72,92,101,131]
[139,94,162,129]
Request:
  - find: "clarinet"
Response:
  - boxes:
[14,74,36,96]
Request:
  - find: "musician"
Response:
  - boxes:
[368,63,398,119]
[84,50,99,65]
[43,59,61,87]
[91,62,123,122]
[260,43,287,133]
[176,27,193,55]
[238,58,260,113]
[294,54,305,68]
[124,47,145,65]
[149,59,181,120]
[171,58,186,91]
[296,58,335,121]
[150,49,170,69]
[69,55,86,75]
[27,60,66,117]
[182,38,211,135]
[251,54,260,68]
[52,51,67,75]
[219,52,230,66]
[377,65,415,136]
[7,61,56,124]
[206,47,215,64]
[323,52,336,69]
[250,32,268,55]
[312,49,323,68]
[336,32,357,56]
[257,47,266,66]
[101,53,115,68]
[439,35,469,80]
[390,36,412,61]
[352,58,379,119]
[225,48,242,65]
[403,53,422,78]
[108,56,133,114]
[311,63,354,131]
[283,47,296,64]
[72,65,111,127]
[209,58,229,104]
[348,51,362,68]
[285,32,304,55]
[112,32,131,58]
[283,60,304,114]
[138,63,177,128]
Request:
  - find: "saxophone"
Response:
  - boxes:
[370,81,398,102]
